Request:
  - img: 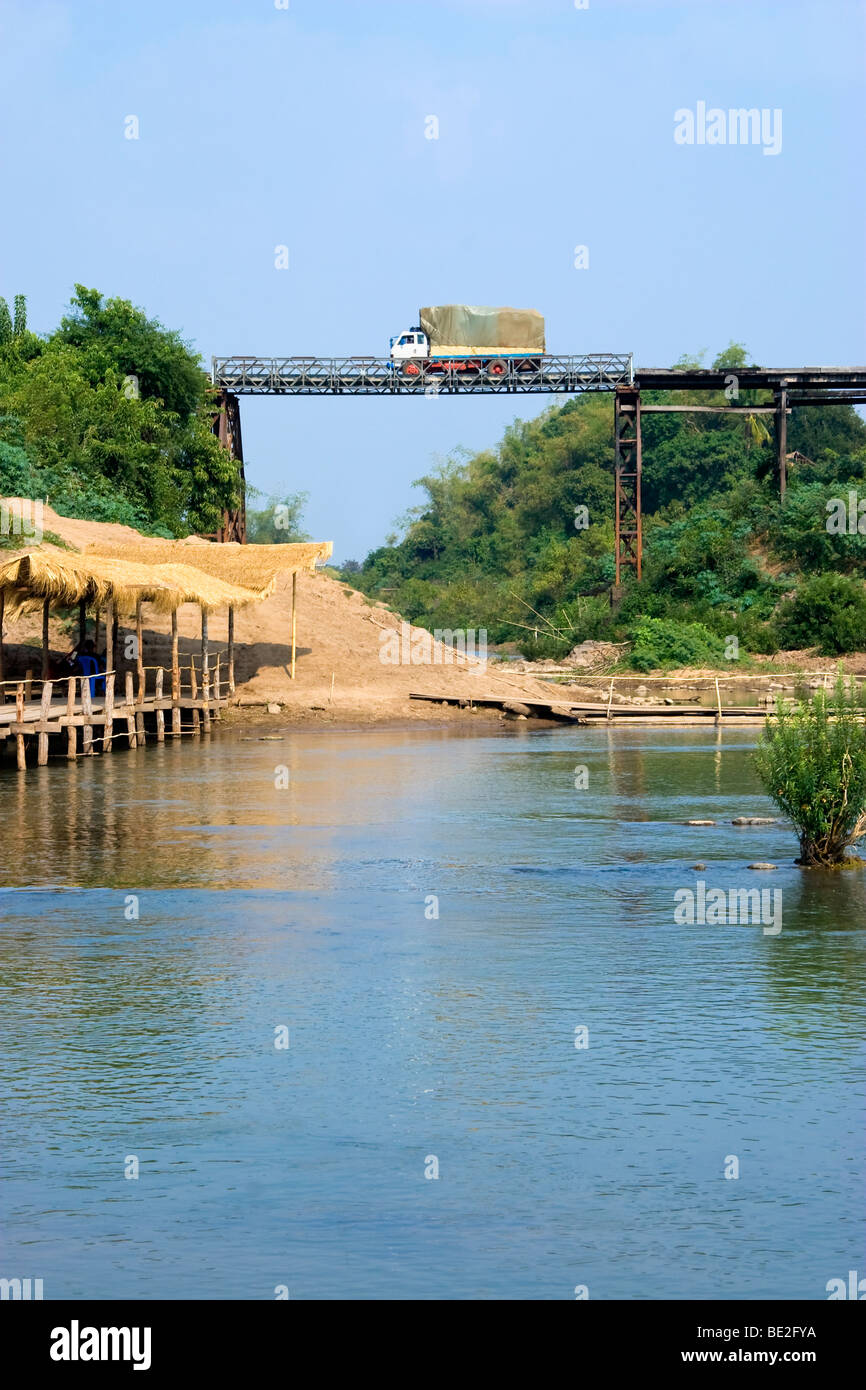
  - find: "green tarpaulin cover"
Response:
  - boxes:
[419,305,545,351]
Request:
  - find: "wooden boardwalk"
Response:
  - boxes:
[1,658,227,770]
[410,691,768,724]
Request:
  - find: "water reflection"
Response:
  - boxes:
[1,725,863,1299]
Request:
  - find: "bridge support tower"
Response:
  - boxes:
[212,390,246,543]
[614,387,642,586]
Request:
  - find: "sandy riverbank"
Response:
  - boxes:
[2,503,858,730]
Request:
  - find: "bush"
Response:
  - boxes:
[775,573,866,654]
[754,676,866,866]
[626,617,727,672]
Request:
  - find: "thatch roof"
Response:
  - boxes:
[85,538,333,595]
[0,550,267,618]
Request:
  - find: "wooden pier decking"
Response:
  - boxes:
[410,691,768,724]
[1,656,227,770]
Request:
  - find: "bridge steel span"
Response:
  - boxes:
[210,356,866,580]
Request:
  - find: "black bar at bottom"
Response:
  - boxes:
[5,1298,862,1377]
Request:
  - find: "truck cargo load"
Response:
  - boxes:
[419,305,545,354]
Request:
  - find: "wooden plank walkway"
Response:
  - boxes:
[1,658,227,770]
[410,691,768,724]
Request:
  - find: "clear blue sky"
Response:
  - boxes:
[1,0,864,560]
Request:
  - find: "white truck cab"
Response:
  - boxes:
[389,328,429,363]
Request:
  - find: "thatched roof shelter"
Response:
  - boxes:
[0,550,265,619]
[1,538,333,692]
[85,539,333,596]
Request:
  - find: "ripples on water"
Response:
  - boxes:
[1,726,864,1298]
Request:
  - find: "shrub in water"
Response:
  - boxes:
[753,676,866,866]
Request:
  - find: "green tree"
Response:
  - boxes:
[0,288,238,534]
[56,284,205,417]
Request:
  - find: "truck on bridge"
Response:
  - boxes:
[390,304,545,380]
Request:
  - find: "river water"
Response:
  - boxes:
[1,725,864,1300]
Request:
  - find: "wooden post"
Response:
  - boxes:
[155,666,165,742]
[0,588,5,689]
[38,680,52,764]
[135,598,144,703]
[94,607,100,662]
[606,677,615,721]
[81,672,93,755]
[24,668,33,702]
[37,679,53,765]
[290,573,297,679]
[103,670,115,752]
[42,597,50,679]
[103,599,113,673]
[78,597,87,648]
[16,680,25,770]
[110,605,118,676]
[125,671,137,747]
[171,609,181,738]
[66,676,76,759]
[190,657,200,737]
[201,606,210,732]
[227,604,235,693]
[715,677,723,725]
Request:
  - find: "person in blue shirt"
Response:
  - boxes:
[75,640,105,699]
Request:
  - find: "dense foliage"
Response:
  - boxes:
[343,344,866,662]
[0,287,238,535]
[775,573,866,655]
[754,677,866,865]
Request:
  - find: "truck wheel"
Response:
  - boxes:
[487,358,507,381]
[402,360,424,382]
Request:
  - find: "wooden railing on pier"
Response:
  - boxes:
[0,652,227,770]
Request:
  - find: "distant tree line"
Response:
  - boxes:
[344,343,866,660]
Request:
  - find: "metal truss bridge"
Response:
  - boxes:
[209,356,866,583]
[211,354,634,395]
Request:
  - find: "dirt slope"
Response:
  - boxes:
[1,505,568,725]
